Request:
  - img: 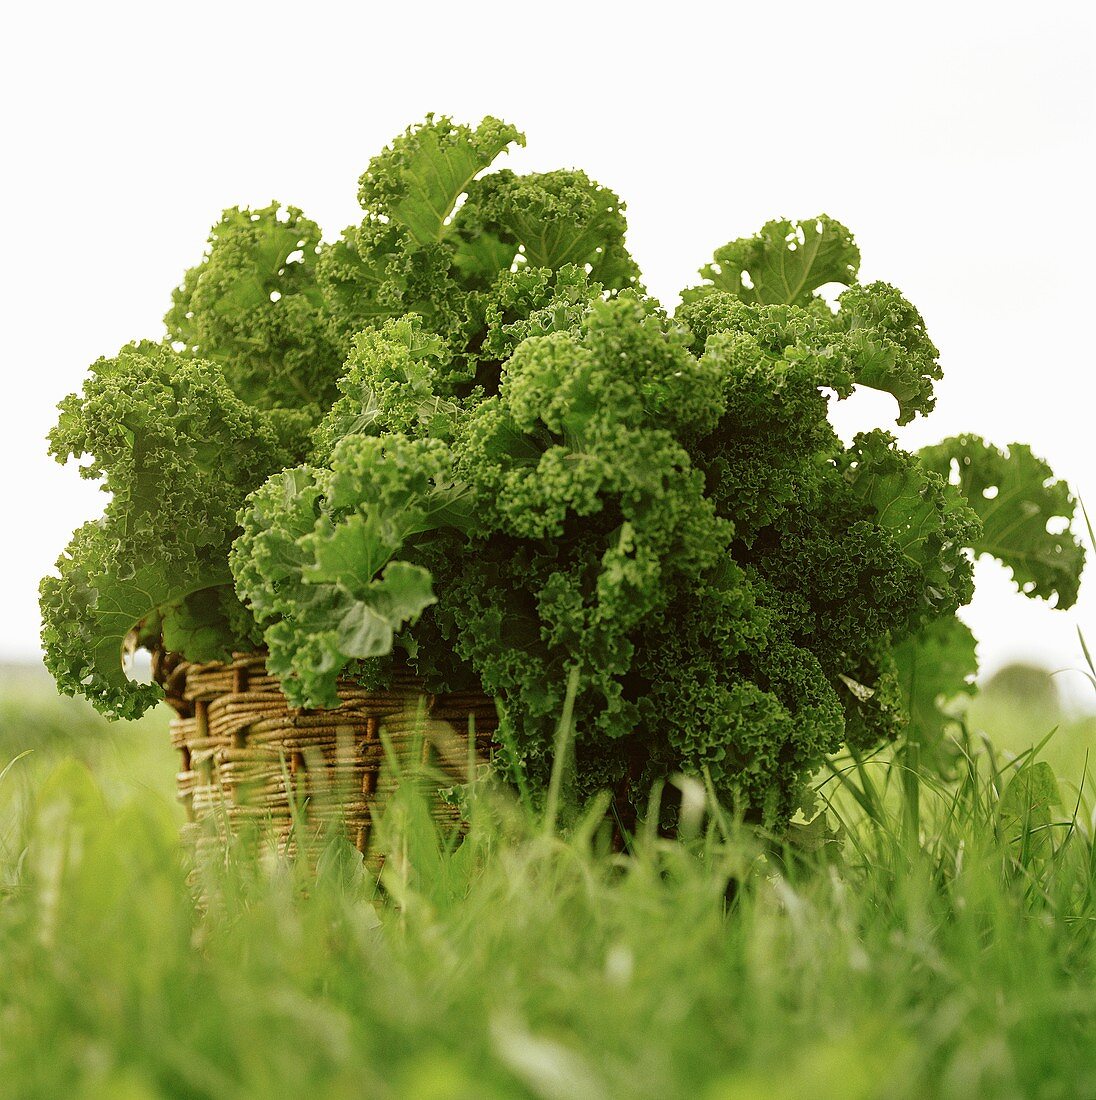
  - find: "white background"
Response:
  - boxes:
[2,2,1093,701]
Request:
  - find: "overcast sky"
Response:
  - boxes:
[2,1,1093,700]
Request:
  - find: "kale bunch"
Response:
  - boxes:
[43,117,1086,823]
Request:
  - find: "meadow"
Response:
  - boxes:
[2,660,1096,1099]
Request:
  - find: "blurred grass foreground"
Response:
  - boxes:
[2,659,1096,1099]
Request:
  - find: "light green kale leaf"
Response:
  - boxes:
[499,295,725,449]
[835,282,942,424]
[40,524,233,719]
[311,315,457,460]
[474,265,600,363]
[165,203,342,414]
[41,344,292,717]
[232,435,475,708]
[321,117,640,395]
[456,170,640,291]
[696,215,860,306]
[917,435,1085,608]
[357,114,525,245]
[318,220,461,358]
[676,281,941,429]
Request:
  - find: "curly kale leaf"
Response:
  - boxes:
[892,615,978,769]
[318,219,464,359]
[444,291,968,820]
[48,344,291,563]
[670,283,975,794]
[833,638,909,752]
[917,435,1086,608]
[232,435,474,708]
[165,203,343,414]
[456,169,640,291]
[357,114,525,244]
[324,115,638,382]
[444,297,737,794]
[841,430,979,620]
[41,344,293,717]
[695,215,860,306]
[40,524,232,719]
[676,301,843,537]
[313,116,643,424]
[677,282,940,429]
[159,584,265,659]
[835,282,941,424]
[311,315,458,459]
[310,273,608,467]
[473,264,601,366]
[498,293,725,445]
[632,566,847,825]
[463,297,728,541]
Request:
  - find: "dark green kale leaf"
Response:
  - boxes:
[892,615,978,768]
[632,564,847,825]
[841,430,979,621]
[440,297,739,798]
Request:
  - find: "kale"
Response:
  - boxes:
[42,118,1086,824]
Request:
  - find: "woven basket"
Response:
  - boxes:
[153,652,497,856]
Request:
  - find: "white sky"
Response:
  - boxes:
[2,1,1094,701]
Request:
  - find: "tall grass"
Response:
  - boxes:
[1,664,1095,1099]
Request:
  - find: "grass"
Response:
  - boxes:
[2,663,1096,1099]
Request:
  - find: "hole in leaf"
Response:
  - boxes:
[827,385,902,445]
[815,284,844,310]
[123,647,154,685]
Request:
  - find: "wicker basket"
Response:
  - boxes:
[153,652,497,856]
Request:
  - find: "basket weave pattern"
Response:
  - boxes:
[155,653,497,854]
